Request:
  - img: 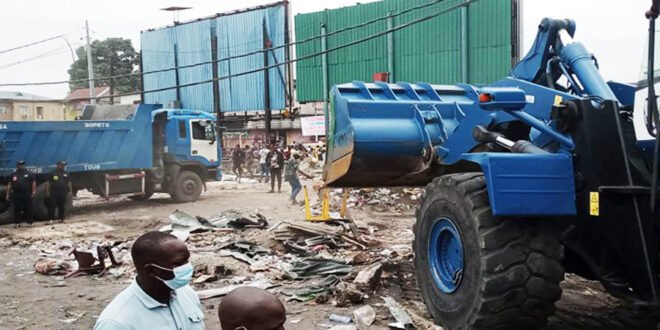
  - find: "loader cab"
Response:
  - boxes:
[157,109,221,169]
[633,21,660,149]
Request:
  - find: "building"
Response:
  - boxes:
[0,91,65,121]
[140,1,300,148]
[294,0,522,103]
[64,87,111,118]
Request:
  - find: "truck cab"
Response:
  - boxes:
[157,109,221,180]
[151,108,221,203]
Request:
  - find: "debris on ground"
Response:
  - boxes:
[383,296,416,329]
[353,262,383,290]
[352,305,376,329]
[281,275,340,302]
[334,282,366,307]
[34,258,71,275]
[284,257,353,279]
[329,314,353,324]
[327,325,357,330]
[196,278,278,300]
[325,187,424,213]
[160,210,267,241]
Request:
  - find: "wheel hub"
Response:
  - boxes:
[182,179,197,194]
[428,217,464,293]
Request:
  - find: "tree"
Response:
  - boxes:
[68,38,140,94]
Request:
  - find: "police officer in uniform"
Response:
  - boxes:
[46,161,71,224]
[6,161,36,228]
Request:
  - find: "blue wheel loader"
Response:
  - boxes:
[323,7,660,330]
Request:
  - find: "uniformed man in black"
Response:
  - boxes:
[6,160,36,228]
[46,161,71,223]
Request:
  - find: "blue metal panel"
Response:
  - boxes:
[174,21,214,111]
[461,153,576,216]
[216,4,287,112]
[0,105,161,175]
[141,3,287,112]
[141,29,177,105]
[608,81,636,107]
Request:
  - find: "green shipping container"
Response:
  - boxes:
[294,0,521,102]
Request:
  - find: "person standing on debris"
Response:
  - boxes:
[258,144,271,184]
[218,287,286,330]
[6,160,36,228]
[232,145,246,183]
[94,231,204,330]
[284,154,313,205]
[46,161,72,224]
[267,145,284,193]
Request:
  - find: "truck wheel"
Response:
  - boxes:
[414,173,564,329]
[32,184,74,221]
[170,170,203,203]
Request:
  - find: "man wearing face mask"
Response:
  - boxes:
[94,231,204,330]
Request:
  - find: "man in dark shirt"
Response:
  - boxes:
[46,161,72,224]
[232,145,246,183]
[266,146,285,193]
[6,160,36,228]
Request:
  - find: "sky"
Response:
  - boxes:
[0,0,651,99]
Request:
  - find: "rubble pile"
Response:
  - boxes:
[0,205,424,329]
[325,187,424,214]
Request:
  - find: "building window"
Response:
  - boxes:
[36,106,43,119]
[19,106,28,118]
[0,106,7,114]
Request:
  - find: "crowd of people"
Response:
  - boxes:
[231,142,325,204]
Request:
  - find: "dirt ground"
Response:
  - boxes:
[0,178,659,330]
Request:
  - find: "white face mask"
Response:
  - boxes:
[150,262,193,290]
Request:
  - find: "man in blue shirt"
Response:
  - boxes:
[94,231,204,329]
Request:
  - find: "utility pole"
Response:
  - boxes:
[85,20,96,105]
[109,55,114,105]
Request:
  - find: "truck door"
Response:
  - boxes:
[189,119,218,163]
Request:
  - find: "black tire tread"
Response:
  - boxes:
[414,172,564,329]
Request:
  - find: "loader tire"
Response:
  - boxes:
[413,173,564,329]
[32,184,73,221]
[170,170,203,203]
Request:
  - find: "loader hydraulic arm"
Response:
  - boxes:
[511,18,618,103]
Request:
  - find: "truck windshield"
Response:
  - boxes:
[633,23,660,143]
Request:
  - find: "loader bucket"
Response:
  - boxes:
[323,82,462,188]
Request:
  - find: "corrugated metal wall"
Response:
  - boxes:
[174,20,214,112]
[294,0,516,102]
[140,2,288,112]
[217,4,286,112]
[141,29,177,104]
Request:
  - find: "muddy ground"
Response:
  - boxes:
[0,178,658,330]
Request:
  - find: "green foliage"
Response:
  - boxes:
[67,38,140,93]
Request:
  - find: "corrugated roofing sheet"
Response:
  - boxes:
[140,2,288,112]
[294,0,515,102]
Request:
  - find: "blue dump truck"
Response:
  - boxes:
[0,104,221,224]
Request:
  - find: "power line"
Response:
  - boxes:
[0,0,447,87]
[0,35,65,55]
[74,0,477,101]
[0,46,74,71]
